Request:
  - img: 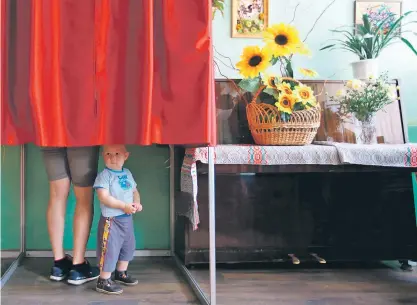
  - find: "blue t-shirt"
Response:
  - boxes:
[93,167,137,217]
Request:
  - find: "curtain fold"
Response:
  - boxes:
[1,0,216,146]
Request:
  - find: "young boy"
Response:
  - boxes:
[93,145,143,295]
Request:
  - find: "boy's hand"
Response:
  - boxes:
[133,203,143,213]
[124,203,136,215]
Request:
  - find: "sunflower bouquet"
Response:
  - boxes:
[236,23,316,79]
[236,23,322,145]
[236,23,319,121]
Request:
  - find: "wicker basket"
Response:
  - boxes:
[246,80,321,146]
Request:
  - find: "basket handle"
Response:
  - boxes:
[251,76,302,104]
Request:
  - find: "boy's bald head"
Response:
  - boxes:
[103,144,127,153]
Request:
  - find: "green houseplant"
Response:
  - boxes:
[321,12,417,79]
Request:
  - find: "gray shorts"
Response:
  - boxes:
[41,146,99,187]
[97,215,136,273]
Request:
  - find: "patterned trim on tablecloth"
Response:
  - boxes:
[188,145,340,165]
[405,146,417,167]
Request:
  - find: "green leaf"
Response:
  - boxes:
[285,59,294,78]
[293,102,305,111]
[270,56,279,65]
[363,14,371,33]
[238,78,261,93]
[319,44,336,51]
[263,87,277,97]
[401,37,417,56]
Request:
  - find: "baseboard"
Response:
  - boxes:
[1,251,21,258]
[25,250,171,258]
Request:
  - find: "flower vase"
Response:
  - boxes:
[357,115,377,144]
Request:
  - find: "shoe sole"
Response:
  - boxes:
[50,275,67,281]
[67,275,100,286]
[95,287,123,295]
[115,280,139,286]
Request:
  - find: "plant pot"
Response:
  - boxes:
[351,59,379,80]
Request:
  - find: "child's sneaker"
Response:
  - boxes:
[114,270,138,286]
[50,255,72,281]
[96,277,123,295]
[67,259,100,285]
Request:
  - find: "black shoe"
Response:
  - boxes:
[67,259,100,285]
[114,270,138,286]
[96,277,123,295]
[50,255,73,281]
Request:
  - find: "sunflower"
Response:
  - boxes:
[275,94,295,114]
[236,46,271,78]
[277,82,293,95]
[263,23,301,57]
[299,68,318,78]
[262,73,279,89]
[293,85,316,106]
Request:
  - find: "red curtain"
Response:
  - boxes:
[1,0,216,146]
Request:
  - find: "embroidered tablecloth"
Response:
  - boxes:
[179,144,417,230]
[314,141,417,168]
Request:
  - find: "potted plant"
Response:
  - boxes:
[327,73,398,144]
[320,12,417,79]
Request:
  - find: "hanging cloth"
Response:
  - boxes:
[1,0,216,146]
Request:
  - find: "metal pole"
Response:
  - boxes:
[169,145,175,254]
[20,144,25,255]
[208,146,216,305]
[174,254,210,305]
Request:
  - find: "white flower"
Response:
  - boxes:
[346,79,364,90]
[388,87,397,100]
[335,89,346,97]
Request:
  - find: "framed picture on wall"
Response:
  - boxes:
[354,0,402,33]
[231,0,269,38]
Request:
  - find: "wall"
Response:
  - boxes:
[25,145,170,250]
[213,0,417,127]
[1,145,21,250]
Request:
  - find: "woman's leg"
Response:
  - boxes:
[42,147,71,260]
[41,147,72,281]
[47,178,71,260]
[66,146,100,285]
[67,146,99,264]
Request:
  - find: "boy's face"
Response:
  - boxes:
[102,145,129,171]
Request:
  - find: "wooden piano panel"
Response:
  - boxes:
[214,79,406,145]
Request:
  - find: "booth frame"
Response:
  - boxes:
[0,144,218,305]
